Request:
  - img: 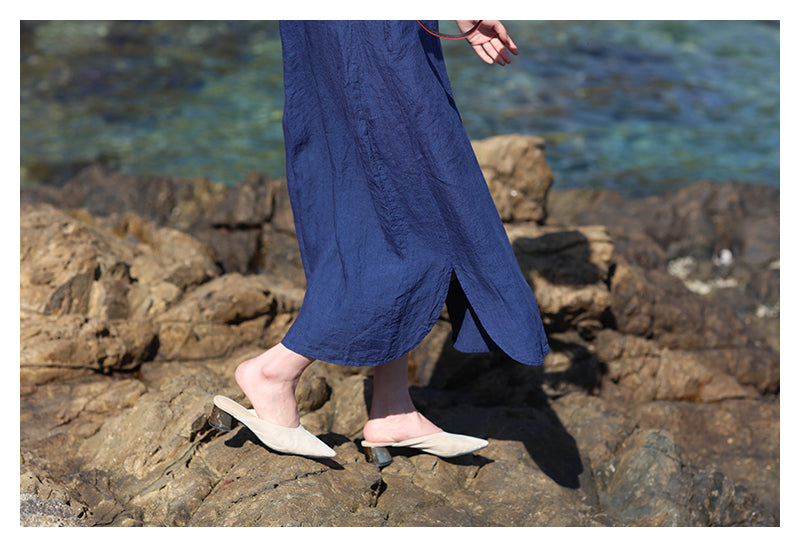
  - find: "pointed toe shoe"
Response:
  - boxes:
[210,395,336,458]
[362,431,488,458]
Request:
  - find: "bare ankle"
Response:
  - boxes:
[363,410,442,443]
[236,344,312,388]
[232,344,314,428]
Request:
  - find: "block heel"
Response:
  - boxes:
[208,405,238,431]
[363,445,394,467]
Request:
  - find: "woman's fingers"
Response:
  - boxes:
[473,43,495,64]
[464,20,518,65]
[477,39,511,65]
[492,21,519,55]
[490,37,512,64]
[483,41,505,65]
[505,35,519,56]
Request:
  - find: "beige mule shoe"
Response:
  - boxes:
[209,395,336,458]
[362,431,488,465]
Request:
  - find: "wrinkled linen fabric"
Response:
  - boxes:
[279,20,550,366]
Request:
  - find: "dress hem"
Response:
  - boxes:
[280,262,453,367]
[281,264,549,368]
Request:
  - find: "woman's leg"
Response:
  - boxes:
[234,343,313,428]
[362,353,442,443]
[235,345,440,439]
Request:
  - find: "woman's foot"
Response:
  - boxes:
[362,353,443,443]
[362,410,443,444]
[234,343,313,428]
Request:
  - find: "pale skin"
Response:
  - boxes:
[456,20,519,66]
[235,20,518,444]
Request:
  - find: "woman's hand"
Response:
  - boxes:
[456,20,519,66]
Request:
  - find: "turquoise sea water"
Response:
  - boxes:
[20,20,779,197]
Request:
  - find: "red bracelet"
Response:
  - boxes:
[416,20,483,40]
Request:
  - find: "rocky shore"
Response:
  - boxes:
[20,134,779,526]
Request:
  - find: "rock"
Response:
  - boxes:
[208,171,274,228]
[466,457,598,526]
[268,175,297,236]
[550,392,637,493]
[20,450,89,523]
[328,374,372,438]
[692,347,779,395]
[295,364,332,415]
[20,494,86,527]
[373,454,490,526]
[548,181,778,267]
[472,134,554,223]
[598,429,775,526]
[20,204,135,315]
[153,273,278,360]
[594,329,758,403]
[507,223,613,334]
[60,468,138,526]
[22,355,779,527]
[257,223,306,284]
[74,371,227,525]
[548,181,780,352]
[630,398,780,520]
[610,258,723,343]
[663,181,777,266]
[21,165,291,276]
[688,470,776,526]
[18,147,779,527]
[156,273,274,325]
[21,376,147,452]
[19,204,230,382]
[198,171,279,273]
[122,219,219,293]
[395,400,605,525]
[546,187,624,228]
[413,328,602,406]
[22,164,228,231]
[599,430,693,525]
[20,205,219,320]
[20,312,158,382]
[608,258,779,394]
[194,226,261,275]
[188,457,385,526]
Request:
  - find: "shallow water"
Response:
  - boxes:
[20,20,779,197]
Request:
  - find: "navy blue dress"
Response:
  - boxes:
[279,20,550,367]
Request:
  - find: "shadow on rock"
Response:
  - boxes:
[418,339,586,490]
[508,225,614,337]
[514,230,605,287]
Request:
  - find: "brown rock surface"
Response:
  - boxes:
[507,223,613,334]
[472,134,554,224]
[19,142,778,526]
